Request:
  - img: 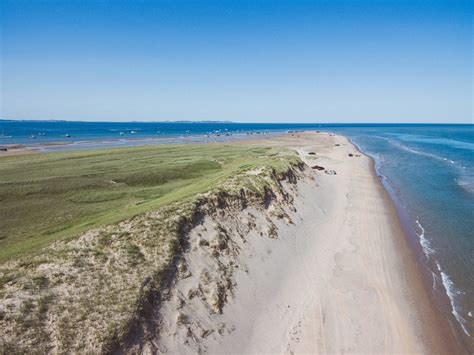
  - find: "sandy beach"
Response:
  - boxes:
[154,131,458,353]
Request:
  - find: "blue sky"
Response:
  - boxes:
[1,0,472,122]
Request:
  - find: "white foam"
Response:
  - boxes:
[431,271,437,290]
[415,219,435,257]
[436,262,471,337]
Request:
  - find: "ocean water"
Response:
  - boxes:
[1,120,473,344]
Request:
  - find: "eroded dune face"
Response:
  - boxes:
[150,177,308,354]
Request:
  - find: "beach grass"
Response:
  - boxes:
[0,143,294,262]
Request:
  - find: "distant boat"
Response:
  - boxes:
[63,134,72,138]
[130,130,137,134]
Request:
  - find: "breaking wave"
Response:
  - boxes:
[415,219,435,257]
[436,262,471,337]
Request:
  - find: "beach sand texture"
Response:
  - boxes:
[154,132,457,354]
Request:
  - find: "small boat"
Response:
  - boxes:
[130,130,137,134]
[63,134,72,138]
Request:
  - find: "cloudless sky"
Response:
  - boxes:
[0,0,472,123]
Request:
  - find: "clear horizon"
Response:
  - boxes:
[0,118,473,124]
[1,0,472,123]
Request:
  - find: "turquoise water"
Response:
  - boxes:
[1,120,472,344]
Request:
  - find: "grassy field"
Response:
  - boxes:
[0,143,293,262]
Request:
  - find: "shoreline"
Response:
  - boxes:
[299,132,459,352]
[350,135,470,351]
[355,140,462,353]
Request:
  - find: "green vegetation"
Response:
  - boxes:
[0,143,296,261]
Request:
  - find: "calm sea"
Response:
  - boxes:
[1,120,473,344]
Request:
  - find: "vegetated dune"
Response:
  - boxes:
[0,143,305,353]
